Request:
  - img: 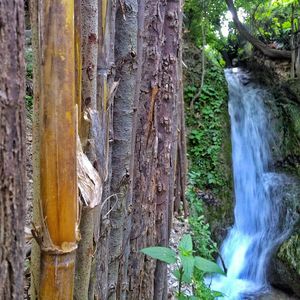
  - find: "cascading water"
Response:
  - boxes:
[210,68,292,299]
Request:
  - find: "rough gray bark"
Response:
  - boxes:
[92,1,117,299]
[225,0,291,60]
[127,1,164,299]
[107,1,138,299]
[74,0,98,298]
[154,1,182,298]
[0,0,26,299]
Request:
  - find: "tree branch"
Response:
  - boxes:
[225,0,291,60]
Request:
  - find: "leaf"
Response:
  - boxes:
[172,269,181,280]
[212,290,225,297]
[180,254,194,283]
[194,256,225,275]
[140,247,176,264]
[177,293,189,300]
[179,234,193,253]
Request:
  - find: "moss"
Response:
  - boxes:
[278,234,300,277]
[184,43,234,244]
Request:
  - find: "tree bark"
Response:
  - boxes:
[74,0,98,298]
[92,1,117,299]
[0,1,26,299]
[107,1,138,299]
[154,1,183,298]
[127,1,164,299]
[225,0,291,60]
[29,0,42,298]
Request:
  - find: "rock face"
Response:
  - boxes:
[269,81,300,297]
[247,60,300,296]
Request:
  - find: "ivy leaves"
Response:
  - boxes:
[185,66,227,191]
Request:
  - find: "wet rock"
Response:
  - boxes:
[258,288,299,300]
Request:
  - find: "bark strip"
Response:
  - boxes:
[108,1,138,299]
[37,1,78,298]
[0,1,26,298]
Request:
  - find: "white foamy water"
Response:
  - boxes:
[209,68,290,299]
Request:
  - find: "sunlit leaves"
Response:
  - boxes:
[194,256,226,275]
[140,247,176,264]
[141,234,226,298]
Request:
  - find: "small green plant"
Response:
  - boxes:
[141,234,225,299]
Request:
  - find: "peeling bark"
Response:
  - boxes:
[0,1,26,298]
[74,0,98,298]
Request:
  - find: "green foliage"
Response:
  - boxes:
[25,48,33,80]
[185,65,228,193]
[187,187,217,259]
[185,0,300,63]
[25,95,33,113]
[184,58,230,299]
[25,48,33,115]
[184,0,227,48]
[141,234,225,299]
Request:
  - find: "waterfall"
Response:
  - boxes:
[210,68,291,299]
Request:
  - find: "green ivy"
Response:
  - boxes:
[184,59,230,299]
[185,64,228,194]
[25,48,33,116]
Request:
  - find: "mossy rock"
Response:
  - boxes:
[270,234,300,296]
[278,234,300,276]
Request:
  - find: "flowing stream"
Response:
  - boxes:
[210,68,291,299]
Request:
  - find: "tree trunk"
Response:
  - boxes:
[35,1,78,298]
[127,1,164,299]
[74,0,98,298]
[0,1,26,299]
[92,1,117,299]
[107,1,138,299]
[225,0,291,60]
[154,1,183,298]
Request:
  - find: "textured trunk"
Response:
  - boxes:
[92,1,117,299]
[107,1,138,299]
[0,1,26,299]
[74,0,98,298]
[225,0,291,60]
[127,1,164,299]
[175,2,187,218]
[154,1,182,298]
[35,1,78,298]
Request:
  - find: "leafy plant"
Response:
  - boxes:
[185,65,229,195]
[141,234,225,299]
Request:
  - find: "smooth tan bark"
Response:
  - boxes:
[35,1,78,298]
